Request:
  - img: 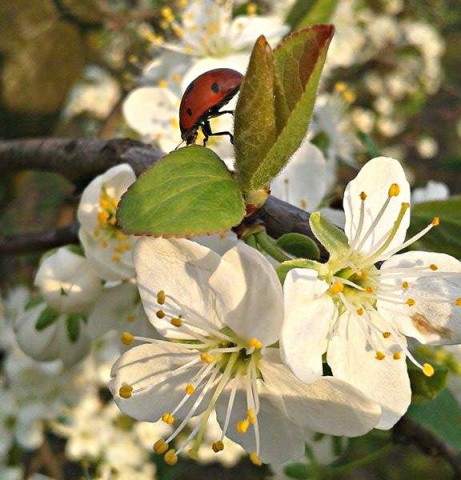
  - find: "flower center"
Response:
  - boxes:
[119,289,264,466]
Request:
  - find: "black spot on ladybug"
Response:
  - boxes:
[186,108,193,116]
[211,82,219,93]
[185,81,194,94]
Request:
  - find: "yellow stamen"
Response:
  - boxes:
[157,290,165,304]
[157,79,168,88]
[329,281,344,295]
[161,413,175,424]
[119,385,133,399]
[164,449,178,466]
[405,298,415,306]
[121,332,134,345]
[401,281,409,289]
[247,409,256,424]
[126,313,135,322]
[375,351,385,360]
[200,352,214,364]
[236,419,249,434]
[248,338,262,349]
[356,308,364,316]
[364,286,373,294]
[388,183,400,197]
[250,452,262,466]
[212,440,224,452]
[431,217,440,226]
[423,363,434,377]
[246,3,257,15]
[360,191,367,201]
[393,352,401,360]
[300,199,307,209]
[185,384,195,395]
[383,332,391,338]
[456,298,461,307]
[111,254,121,263]
[156,310,166,319]
[429,264,438,271]
[171,317,182,327]
[154,439,169,454]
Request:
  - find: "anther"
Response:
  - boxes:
[455,298,461,307]
[157,290,166,304]
[247,409,256,424]
[212,440,224,452]
[157,79,168,88]
[375,351,385,360]
[405,298,415,306]
[364,286,373,294]
[383,332,391,338]
[121,332,134,346]
[154,439,169,454]
[236,419,249,434]
[393,352,401,360]
[164,449,178,466]
[401,281,409,289]
[422,363,434,377]
[429,264,438,271]
[171,317,182,327]
[126,313,135,322]
[248,338,262,349]
[161,413,175,424]
[200,352,214,364]
[119,385,133,399]
[329,281,344,295]
[185,384,195,395]
[388,183,400,197]
[250,452,262,466]
[431,217,440,226]
[156,310,166,319]
[356,308,364,316]
[359,191,367,201]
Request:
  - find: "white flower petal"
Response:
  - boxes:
[261,359,381,436]
[378,251,461,344]
[327,313,411,429]
[210,243,284,346]
[281,269,335,382]
[343,157,410,260]
[134,237,222,338]
[412,180,449,204]
[215,377,306,464]
[271,141,334,212]
[109,342,204,422]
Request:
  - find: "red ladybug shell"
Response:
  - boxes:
[179,68,243,144]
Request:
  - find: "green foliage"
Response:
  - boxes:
[407,389,461,451]
[117,146,245,236]
[36,306,59,330]
[234,25,334,193]
[276,233,320,259]
[309,212,349,259]
[409,197,461,259]
[276,258,319,284]
[408,363,448,403]
[66,314,83,343]
[285,0,339,29]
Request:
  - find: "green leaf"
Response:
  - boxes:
[309,212,349,259]
[66,314,82,343]
[276,233,320,260]
[276,259,319,284]
[234,36,277,192]
[36,306,60,330]
[408,363,448,403]
[409,198,461,259]
[283,462,313,479]
[117,146,245,237]
[286,0,339,29]
[407,389,461,451]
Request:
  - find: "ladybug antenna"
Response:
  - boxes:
[175,139,185,150]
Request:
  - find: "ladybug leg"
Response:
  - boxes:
[201,119,234,146]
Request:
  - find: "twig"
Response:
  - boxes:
[392,416,461,480]
[0,137,325,256]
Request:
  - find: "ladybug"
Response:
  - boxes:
[179,68,243,146]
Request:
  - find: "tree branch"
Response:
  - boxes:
[0,137,325,256]
[0,138,163,187]
[393,416,461,480]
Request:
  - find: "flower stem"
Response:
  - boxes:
[254,231,291,263]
